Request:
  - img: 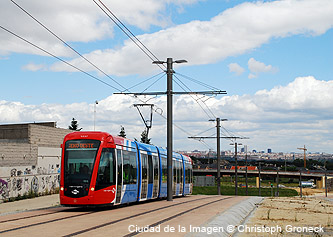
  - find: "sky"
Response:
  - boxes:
[0,0,333,153]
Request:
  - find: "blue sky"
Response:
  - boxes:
[1,0,333,153]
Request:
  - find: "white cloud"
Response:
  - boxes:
[228,63,244,76]
[1,76,333,152]
[247,58,277,78]
[0,0,203,57]
[49,0,333,76]
[22,63,46,71]
[248,58,274,73]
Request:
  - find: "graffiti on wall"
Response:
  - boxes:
[0,174,60,200]
[0,154,62,200]
[0,179,9,199]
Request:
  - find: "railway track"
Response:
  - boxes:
[0,195,244,236]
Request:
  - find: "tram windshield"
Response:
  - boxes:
[64,140,100,186]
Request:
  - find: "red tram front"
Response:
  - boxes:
[60,132,117,206]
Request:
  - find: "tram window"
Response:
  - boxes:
[173,161,177,183]
[141,153,148,182]
[153,155,159,181]
[148,155,153,184]
[116,149,122,203]
[95,148,115,190]
[185,164,189,183]
[123,150,137,184]
[178,161,181,183]
[161,157,167,183]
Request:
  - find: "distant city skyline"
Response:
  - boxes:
[1,0,333,153]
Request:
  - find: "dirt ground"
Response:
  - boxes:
[238,189,333,236]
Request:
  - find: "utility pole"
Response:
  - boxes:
[94,100,98,131]
[210,118,228,195]
[216,118,221,195]
[166,58,174,201]
[115,58,226,201]
[299,169,302,198]
[189,130,247,195]
[297,145,307,169]
[245,145,248,196]
[258,162,261,196]
[230,142,242,195]
[276,167,279,197]
[189,127,247,196]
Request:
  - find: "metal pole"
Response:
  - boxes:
[277,167,279,197]
[245,145,248,196]
[216,118,221,195]
[299,170,303,197]
[94,100,98,131]
[325,169,328,198]
[259,162,261,196]
[94,103,96,131]
[235,143,238,196]
[167,58,173,201]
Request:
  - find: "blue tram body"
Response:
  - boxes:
[60,132,193,206]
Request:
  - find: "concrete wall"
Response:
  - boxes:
[0,143,38,167]
[0,123,71,169]
[0,122,71,200]
[0,124,29,140]
[0,174,60,200]
[29,124,71,148]
[0,148,62,201]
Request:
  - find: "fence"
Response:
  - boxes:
[194,176,215,187]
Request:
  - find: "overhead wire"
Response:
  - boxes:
[175,72,220,91]
[173,75,216,119]
[92,0,166,72]
[6,0,236,150]
[0,25,121,91]
[92,0,227,147]
[141,73,165,94]
[9,0,128,92]
[125,72,164,92]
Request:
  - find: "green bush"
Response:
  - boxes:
[193,185,298,197]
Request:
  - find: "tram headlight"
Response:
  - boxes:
[90,187,95,191]
[60,187,64,191]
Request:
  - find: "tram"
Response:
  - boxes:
[60,131,193,206]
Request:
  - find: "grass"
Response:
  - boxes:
[192,185,298,197]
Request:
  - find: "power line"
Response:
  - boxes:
[125,72,164,92]
[173,75,216,119]
[5,1,228,152]
[0,25,121,91]
[92,0,165,72]
[1,24,210,151]
[175,72,220,91]
[141,73,165,94]
[9,0,128,92]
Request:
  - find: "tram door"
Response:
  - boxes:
[179,161,183,195]
[116,149,122,204]
[152,155,159,198]
[140,153,148,200]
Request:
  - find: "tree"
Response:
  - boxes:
[69,118,82,131]
[140,129,151,144]
[118,126,126,138]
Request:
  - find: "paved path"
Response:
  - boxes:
[0,194,60,215]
